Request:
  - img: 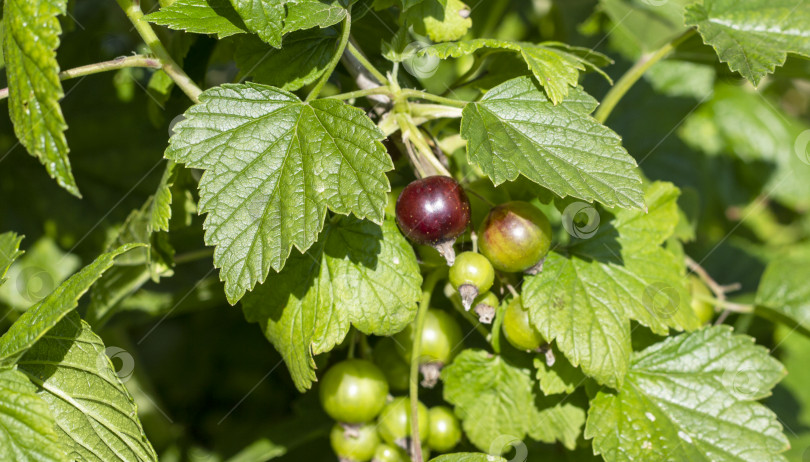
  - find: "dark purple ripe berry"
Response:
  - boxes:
[395,176,471,265]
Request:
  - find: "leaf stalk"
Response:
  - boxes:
[594,29,696,123]
[409,268,445,461]
[0,55,161,101]
[115,0,203,103]
[306,8,353,101]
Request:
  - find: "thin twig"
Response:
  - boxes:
[0,55,161,101]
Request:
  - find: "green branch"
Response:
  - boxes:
[347,40,389,85]
[116,0,202,103]
[326,87,394,101]
[307,9,353,102]
[0,55,161,101]
[595,29,696,124]
[409,268,444,461]
[400,89,468,108]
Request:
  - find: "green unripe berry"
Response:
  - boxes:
[373,443,409,462]
[395,309,463,365]
[502,296,545,351]
[377,397,430,445]
[428,406,462,452]
[330,423,379,462]
[319,359,388,424]
[449,251,495,310]
[689,275,714,324]
[449,251,495,292]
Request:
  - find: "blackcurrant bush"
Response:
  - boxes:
[449,251,495,310]
[502,296,545,352]
[479,201,552,273]
[319,359,388,424]
[427,406,462,453]
[330,422,379,462]
[396,176,471,265]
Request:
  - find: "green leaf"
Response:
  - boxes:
[422,39,611,105]
[3,0,79,197]
[771,325,810,428]
[533,348,584,396]
[442,349,576,453]
[599,0,693,55]
[430,454,507,462]
[166,83,393,303]
[0,237,81,311]
[585,326,789,462]
[87,201,174,326]
[0,232,24,288]
[0,244,142,368]
[0,368,65,462]
[406,0,471,43]
[679,83,810,210]
[149,160,197,233]
[18,312,158,461]
[241,217,421,391]
[149,161,179,233]
[529,402,586,450]
[283,0,347,34]
[235,28,338,91]
[229,0,285,47]
[0,20,5,69]
[756,252,810,336]
[523,183,700,388]
[644,60,715,100]
[685,0,810,86]
[460,76,644,209]
[144,0,248,38]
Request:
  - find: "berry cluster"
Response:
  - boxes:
[321,175,718,460]
[319,357,462,461]
[318,176,562,461]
